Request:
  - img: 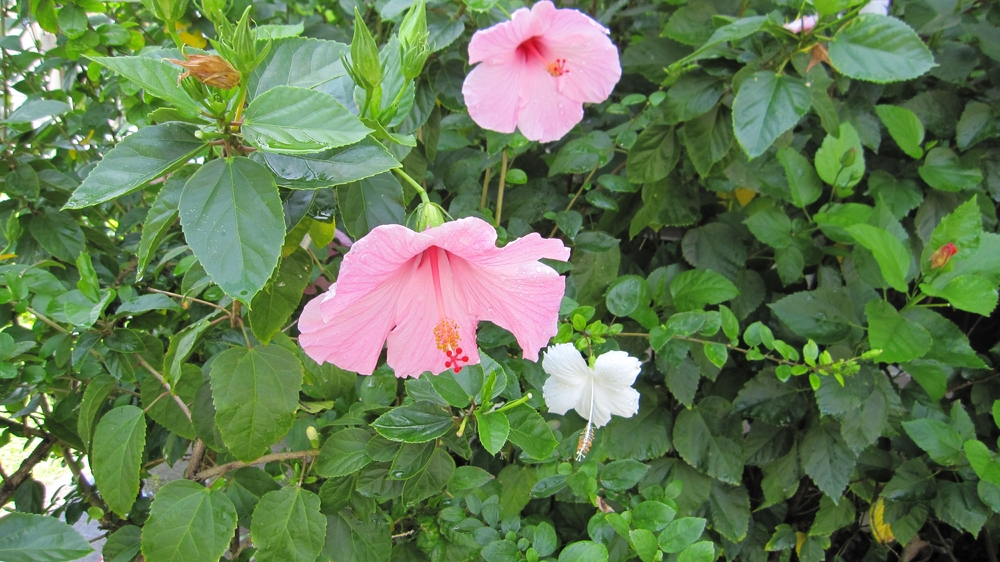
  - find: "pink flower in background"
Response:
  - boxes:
[783,14,818,34]
[462,1,621,143]
[298,217,570,378]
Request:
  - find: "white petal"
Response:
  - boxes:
[593,350,642,387]
[541,344,593,416]
[542,343,592,384]
[590,350,642,427]
[859,0,889,15]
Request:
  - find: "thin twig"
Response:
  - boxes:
[494,150,508,227]
[929,518,959,562]
[0,437,55,506]
[135,355,192,421]
[148,288,229,312]
[185,440,207,480]
[479,166,492,212]
[25,307,69,334]
[947,371,1000,394]
[194,449,321,480]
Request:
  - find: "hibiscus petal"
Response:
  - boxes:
[515,63,584,143]
[298,280,402,375]
[542,344,592,414]
[463,61,522,136]
[385,248,480,378]
[320,223,431,323]
[537,7,620,104]
[468,4,542,64]
[593,351,641,425]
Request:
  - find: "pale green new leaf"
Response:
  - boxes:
[875,105,924,159]
[846,224,910,292]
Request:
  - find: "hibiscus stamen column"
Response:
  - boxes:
[429,248,470,373]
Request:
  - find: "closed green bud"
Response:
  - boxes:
[414,201,446,231]
[142,0,188,24]
[200,0,226,24]
[399,0,429,79]
[350,7,381,90]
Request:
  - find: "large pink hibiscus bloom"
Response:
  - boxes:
[298,217,570,378]
[462,1,621,143]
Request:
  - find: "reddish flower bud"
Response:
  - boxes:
[930,242,958,269]
[166,54,240,90]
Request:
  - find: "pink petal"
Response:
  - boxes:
[783,15,817,33]
[385,248,480,378]
[298,279,404,375]
[463,60,522,136]
[541,10,621,103]
[515,63,584,143]
[468,4,543,65]
[430,219,570,362]
[318,224,431,323]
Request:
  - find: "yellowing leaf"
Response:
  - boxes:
[871,498,895,544]
[795,531,806,555]
[734,188,757,207]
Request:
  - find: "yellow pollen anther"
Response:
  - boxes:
[547,58,569,77]
[434,318,469,373]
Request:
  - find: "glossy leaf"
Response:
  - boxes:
[141,480,238,562]
[733,71,810,159]
[243,86,371,155]
[92,405,146,517]
[827,15,935,83]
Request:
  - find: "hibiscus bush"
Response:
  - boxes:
[3,0,1000,560]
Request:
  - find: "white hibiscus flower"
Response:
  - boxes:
[541,344,641,459]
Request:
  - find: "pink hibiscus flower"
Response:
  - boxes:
[783,14,818,34]
[461,1,621,143]
[298,217,570,378]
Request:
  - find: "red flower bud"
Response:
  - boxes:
[930,242,958,269]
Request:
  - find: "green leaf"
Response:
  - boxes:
[141,480,238,562]
[249,249,313,345]
[210,345,303,462]
[372,402,453,443]
[558,541,608,562]
[28,211,84,263]
[77,374,117,449]
[669,268,740,312]
[90,56,202,115]
[626,124,678,184]
[3,99,71,124]
[902,418,963,465]
[92,405,145,517]
[672,398,743,484]
[920,276,998,316]
[163,318,210,386]
[901,308,986,369]
[918,147,983,192]
[0,513,93,562]
[630,529,658,562]
[875,105,924,159]
[475,410,509,455]
[923,198,982,271]
[663,73,723,123]
[337,172,405,238]
[815,122,865,194]
[932,481,990,535]
[179,157,284,305]
[846,224,910,292]
[632,501,676,532]
[658,517,707,553]
[800,422,856,500]
[677,541,714,562]
[141,363,200,440]
[964,440,1000,485]
[322,511,391,562]
[769,287,856,344]
[680,105,733,177]
[243,86,371,155]
[251,487,327,562]
[251,137,400,189]
[102,526,141,562]
[449,466,494,491]
[401,446,455,505]
[956,101,1000,150]
[827,14,936,83]
[809,495,855,536]
[505,404,559,460]
[744,208,793,249]
[389,442,435,480]
[606,275,648,316]
[65,124,204,208]
[134,165,180,276]
[248,38,350,99]
[599,459,649,492]
[706,480,750,542]
[671,16,768,68]
[733,71,810,159]
[315,428,372,477]
[777,147,823,208]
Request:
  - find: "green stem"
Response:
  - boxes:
[166,21,185,49]
[495,149,508,227]
[395,168,431,205]
[496,392,532,413]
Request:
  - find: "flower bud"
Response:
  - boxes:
[399,0,429,79]
[142,0,188,24]
[414,201,446,231]
[929,242,958,269]
[167,54,240,89]
[349,7,381,90]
